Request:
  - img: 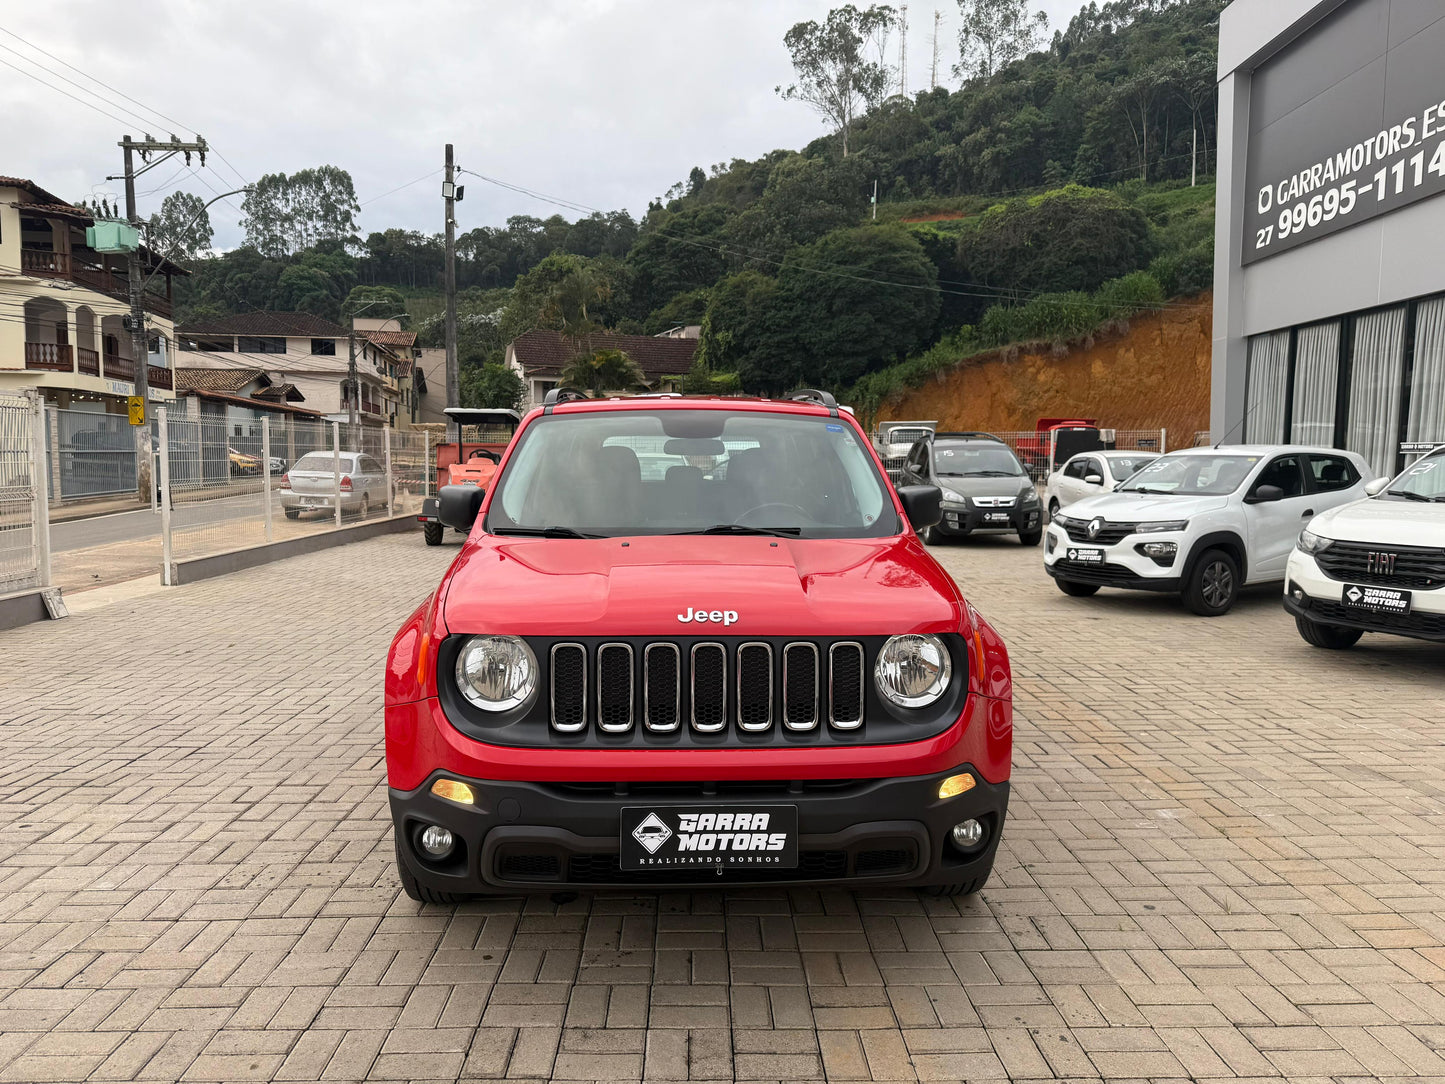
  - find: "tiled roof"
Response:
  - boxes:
[253,383,305,403]
[173,367,266,392]
[177,388,322,418]
[510,329,697,379]
[361,329,417,348]
[177,312,351,338]
[0,176,71,206]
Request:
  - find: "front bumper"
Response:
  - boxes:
[1285,549,1445,642]
[1042,522,1182,592]
[937,502,1041,536]
[392,768,1008,894]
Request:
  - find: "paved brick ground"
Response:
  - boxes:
[2,531,1444,1083]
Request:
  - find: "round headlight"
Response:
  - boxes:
[874,634,952,709]
[455,635,537,711]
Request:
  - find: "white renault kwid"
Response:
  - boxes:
[1044,445,1375,615]
[1286,443,1445,648]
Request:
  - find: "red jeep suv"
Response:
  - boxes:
[384,390,1012,899]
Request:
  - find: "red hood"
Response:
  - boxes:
[441,534,964,637]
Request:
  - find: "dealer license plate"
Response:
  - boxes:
[984,512,1010,522]
[301,496,320,506]
[1064,546,1104,565]
[1342,584,1412,615]
[619,806,799,871]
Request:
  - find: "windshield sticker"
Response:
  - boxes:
[939,450,954,456]
[826,423,843,433]
[1408,460,1437,476]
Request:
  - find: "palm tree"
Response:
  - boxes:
[559,348,649,397]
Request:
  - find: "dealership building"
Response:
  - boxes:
[1212,0,1445,475]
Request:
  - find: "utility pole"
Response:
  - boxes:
[931,10,942,89]
[899,4,908,98]
[115,134,208,501]
[443,144,459,437]
[347,329,358,436]
[872,179,878,220]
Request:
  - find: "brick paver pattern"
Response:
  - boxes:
[2,533,1444,1083]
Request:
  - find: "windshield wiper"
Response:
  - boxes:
[680,524,803,537]
[964,470,1019,477]
[1124,486,1172,494]
[1385,489,1437,502]
[491,526,603,538]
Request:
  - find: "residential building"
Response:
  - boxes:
[1213,0,1445,474]
[175,311,402,425]
[0,175,183,413]
[504,329,697,408]
[405,346,448,427]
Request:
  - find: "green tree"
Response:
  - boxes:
[724,154,869,259]
[147,191,213,260]
[953,0,1049,81]
[341,285,408,325]
[240,166,361,256]
[559,348,649,397]
[777,4,897,157]
[460,362,527,411]
[643,289,710,335]
[626,203,732,315]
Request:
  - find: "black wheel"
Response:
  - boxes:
[423,521,444,546]
[920,855,995,897]
[394,837,470,905]
[1183,548,1239,616]
[1019,529,1042,547]
[1056,578,1099,597]
[358,494,370,519]
[1296,615,1364,649]
[920,523,944,545]
[284,508,300,520]
[1048,499,1060,521]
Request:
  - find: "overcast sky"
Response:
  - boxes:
[4,0,1088,250]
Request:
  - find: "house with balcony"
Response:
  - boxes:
[174,311,402,425]
[0,175,183,413]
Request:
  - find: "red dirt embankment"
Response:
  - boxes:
[879,292,1212,441]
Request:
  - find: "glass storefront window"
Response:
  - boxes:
[1407,296,1445,449]
[1244,330,1289,443]
[1289,321,1339,445]
[1345,306,1407,476]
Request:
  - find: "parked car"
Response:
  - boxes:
[268,456,287,475]
[1044,445,1374,615]
[873,420,936,485]
[1045,450,1161,518]
[899,431,1043,546]
[1286,443,1445,647]
[279,451,389,518]
[384,389,1013,900]
[228,447,262,476]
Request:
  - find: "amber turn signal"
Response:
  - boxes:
[431,778,475,805]
[937,773,976,800]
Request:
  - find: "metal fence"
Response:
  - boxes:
[156,407,433,581]
[46,406,140,500]
[0,392,50,594]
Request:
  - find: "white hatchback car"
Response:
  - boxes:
[1045,450,1160,519]
[1044,445,1375,615]
[1286,443,1445,648]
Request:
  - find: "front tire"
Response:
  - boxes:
[394,837,470,905]
[1019,529,1042,547]
[1056,578,1099,597]
[1048,498,1060,521]
[284,508,300,520]
[1183,548,1239,616]
[920,524,942,545]
[423,521,444,546]
[1296,615,1363,649]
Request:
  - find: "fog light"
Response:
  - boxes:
[419,825,454,857]
[951,819,985,849]
[937,773,976,800]
[431,779,475,805]
[1046,534,1057,554]
[1141,541,1176,558]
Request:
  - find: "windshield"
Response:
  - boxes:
[486,409,898,538]
[933,444,1025,477]
[1381,452,1445,502]
[886,427,930,447]
[291,452,351,472]
[1109,455,1158,481]
[1118,453,1258,495]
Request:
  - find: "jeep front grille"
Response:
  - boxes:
[549,639,867,737]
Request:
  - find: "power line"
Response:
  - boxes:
[361,169,443,207]
[0,54,136,129]
[0,40,164,131]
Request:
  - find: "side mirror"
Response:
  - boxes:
[1084,474,1104,486]
[1364,477,1389,496]
[1247,484,1284,504]
[438,483,485,531]
[897,485,942,531]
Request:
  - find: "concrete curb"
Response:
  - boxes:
[167,514,418,586]
[0,588,51,631]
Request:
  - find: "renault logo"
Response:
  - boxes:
[1366,551,1397,575]
[1086,517,1105,540]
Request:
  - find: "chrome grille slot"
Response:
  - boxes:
[783,643,819,730]
[691,643,727,732]
[596,644,634,732]
[736,643,774,731]
[644,644,681,731]
[550,644,587,732]
[828,642,864,729]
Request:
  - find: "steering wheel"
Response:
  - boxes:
[736,501,811,526]
[467,448,500,463]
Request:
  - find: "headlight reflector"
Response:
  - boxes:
[1136,520,1188,533]
[455,635,537,711]
[874,634,952,709]
[1019,488,1040,505]
[1297,528,1334,555]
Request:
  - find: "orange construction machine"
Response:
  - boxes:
[418,408,521,545]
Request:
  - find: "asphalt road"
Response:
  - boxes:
[50,489,278,552]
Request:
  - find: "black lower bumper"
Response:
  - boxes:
[391,769,1008,895]
[937,506,1041,537]
[1045,559,1181,592]
[1286,590,1445,642]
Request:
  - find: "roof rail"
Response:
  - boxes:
[542,387,591,414]
[791,388,838,417]
[933,430,1002,442]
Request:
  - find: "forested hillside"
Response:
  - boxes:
[169,0,1224,406]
